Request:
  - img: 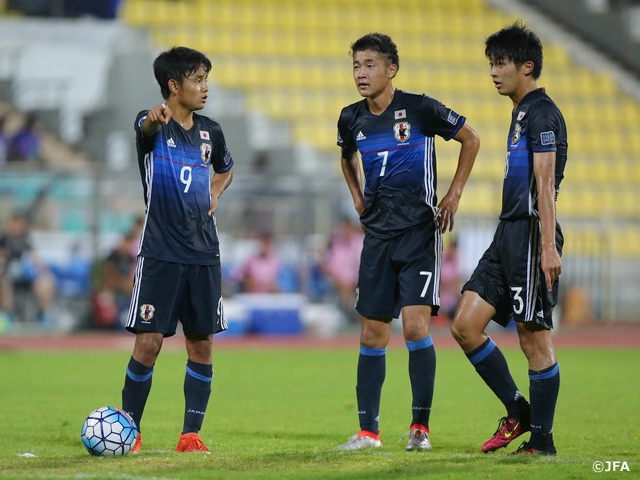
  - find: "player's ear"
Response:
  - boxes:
[168,78,180,94]
[521,61,535,77]
[388,63,398,79]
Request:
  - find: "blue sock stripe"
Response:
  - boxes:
[186,365,213,383]
[406,336,433,351]
[126,366,153,383]
[468,339,497,365]
[529,363,560,381]
[359,346,387,357]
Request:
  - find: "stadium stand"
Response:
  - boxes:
[1,0,639,323]
[118,0,640,223]
[115,0,640,321]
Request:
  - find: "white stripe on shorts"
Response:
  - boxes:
[125,257,145,329]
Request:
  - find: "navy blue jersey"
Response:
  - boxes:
[337,90,465,238]
[501,88,567,220]
[134,111,234,265]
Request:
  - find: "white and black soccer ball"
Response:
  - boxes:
[81,406,138,456]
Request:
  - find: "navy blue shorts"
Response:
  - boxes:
[125,257,227,337]
[356,220,442,320]
[462,218,563,329]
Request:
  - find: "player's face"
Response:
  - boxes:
[352,50,394,99]
[175,66,209,111]
[489,58,531,100]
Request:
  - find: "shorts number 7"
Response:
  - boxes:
[420,271,432,298]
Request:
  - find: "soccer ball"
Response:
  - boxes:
[81,406,138,456]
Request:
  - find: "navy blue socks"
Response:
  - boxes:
[466,338,529,420]
[529,362,560,449]
[356,346,386,434]
[182,360,213,434]
[406,336,436,429]
[122,356,154,432]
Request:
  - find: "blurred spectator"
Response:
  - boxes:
[305,234,332,301]
[439,237,461,322]
[321,217,363,323]
[6,0,122,18]
[53,242,91,298]
[128,215,144,258]
[252,151,269,175]
[62,0,123,18]
[235,231,282,293]
[6,114,42,164]
[6,0,51,16]
[0,115,9,167]
[90,231,136,329]
[0,211,56,325]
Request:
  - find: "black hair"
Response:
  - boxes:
[485,20,543,79]
[350,32,399,70]
[153,46,212,99]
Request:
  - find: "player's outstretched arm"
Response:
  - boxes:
[141,104,172,137]
[436,123,480,232]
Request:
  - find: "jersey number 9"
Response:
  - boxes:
[180,166,192,193]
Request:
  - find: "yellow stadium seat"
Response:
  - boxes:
[457,181,499,216]
[115,0,640,237]
[609,227,640,257]
[117,0,148,26]
[544,44,571,67]
[616,186,639,218]
[556,184,578,217]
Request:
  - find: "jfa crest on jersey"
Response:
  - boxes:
[394,122,411,142]
[501,89,567,221]
[200,143,211,164]
[337,90,466,238]
[134,111,234,265]
[511,123,522,145]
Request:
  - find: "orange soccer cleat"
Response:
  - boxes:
[130,433,142,453]
[175,432,210,453]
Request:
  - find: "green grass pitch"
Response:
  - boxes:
[0,343,638,479]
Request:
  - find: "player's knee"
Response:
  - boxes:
[402,320,429,342]
[450,315,482,349]
[359,321,390,349]
[517,326,555,364]
[133,333,163,363]
[359,331,385,349]
[185,334,213,362]
[450,319,467,345]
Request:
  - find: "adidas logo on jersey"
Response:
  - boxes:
[356,131,366,141]
[167,138,176,148]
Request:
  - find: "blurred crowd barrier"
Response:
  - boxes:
[0,167,638,336]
